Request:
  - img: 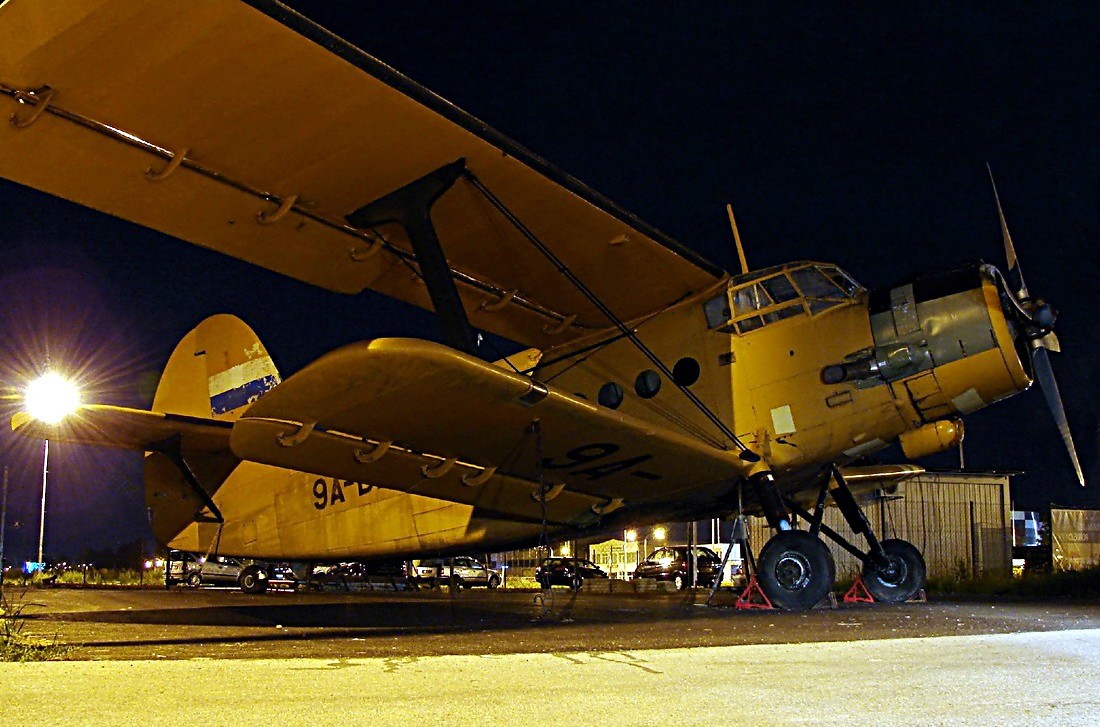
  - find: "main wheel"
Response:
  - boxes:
[238,565,269,594]
[757,530,836,611]
[862,539,926,603]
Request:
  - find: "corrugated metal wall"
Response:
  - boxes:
[748,472,1012,580]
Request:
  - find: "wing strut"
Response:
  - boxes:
[154,435,225,525]
[347,160,478,355]
[464,171,754,458]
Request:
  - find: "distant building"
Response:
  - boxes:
[1051,508,1100,572]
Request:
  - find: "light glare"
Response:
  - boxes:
[25,372,81,424]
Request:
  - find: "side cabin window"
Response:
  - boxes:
[704,263,863,335]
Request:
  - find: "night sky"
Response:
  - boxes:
[1,3,1097,563]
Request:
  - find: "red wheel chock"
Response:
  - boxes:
[735,575,775,610]
[843,574,875,604]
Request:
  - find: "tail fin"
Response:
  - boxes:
[153,314,280,421]
[146,315,279,549]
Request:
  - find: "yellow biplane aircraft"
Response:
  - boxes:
[0,1,1082,609]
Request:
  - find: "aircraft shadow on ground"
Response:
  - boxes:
[24,589,715,644]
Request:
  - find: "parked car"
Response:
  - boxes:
[165,550,274,594]
[414,557,501,588]
[535,557,608,589]
[309,560,414,590]
[633,546,722,589]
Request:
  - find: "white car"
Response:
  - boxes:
[414,557,501,589]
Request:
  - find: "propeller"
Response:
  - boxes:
[987,165,1084,486]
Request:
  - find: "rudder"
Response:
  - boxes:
[153,314,280,421]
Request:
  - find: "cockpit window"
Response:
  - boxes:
[703,293,731,329]
[732,283,773,317]
[762,275,799,304]
[821,266,860,296]
[791,267,845,299]
[705,263,865,335]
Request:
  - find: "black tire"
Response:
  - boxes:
[862,539,926,603]
[757,530,836,611]
[673,573,685,590]
[187,572,202,587]
[571,575,582,591]
[238,565,269,594]
[487,575,501,589]
[455,576,468,590]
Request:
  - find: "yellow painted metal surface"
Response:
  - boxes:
[899,420,964,460]
[0,4,1047,564]
[234,337,748,506]
[0,0,719,349]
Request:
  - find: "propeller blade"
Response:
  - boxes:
[987,164,1030,299]
[1032,346,1085,486]
[1035,331,1061,354]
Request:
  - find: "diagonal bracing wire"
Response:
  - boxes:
[463,171,752,456]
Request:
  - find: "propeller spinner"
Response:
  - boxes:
[988,165,1084,486]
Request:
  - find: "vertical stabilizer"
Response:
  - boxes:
[146,315,280,549]
[153,314,280,421]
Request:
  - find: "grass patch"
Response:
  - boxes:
[926,566,1100,600]
[0,587,72,662]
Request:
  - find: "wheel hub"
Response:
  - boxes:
[876,556,908,587]
[774,552,812,590]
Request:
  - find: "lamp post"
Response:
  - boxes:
[624,529,638,576]
[37,439,48,568]
[24,372,81,569]
[1,466,9,586]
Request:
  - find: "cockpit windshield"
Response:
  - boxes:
[704,262,863,334]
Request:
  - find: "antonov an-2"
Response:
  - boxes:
[0,1,1082,609]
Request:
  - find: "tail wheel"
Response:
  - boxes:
[862,539,926,603]
[757,530,836,611]
[239,565,269,594]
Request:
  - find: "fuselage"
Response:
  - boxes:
[162,260,1033,561]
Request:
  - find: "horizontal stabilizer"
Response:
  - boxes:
[12,405,232,454]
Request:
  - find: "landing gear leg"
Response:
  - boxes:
[786,466,927,603]
[751,471,836,610]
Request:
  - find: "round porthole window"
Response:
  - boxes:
[597,382,624,409]
[634,370,661,399]
[672,357,701,386]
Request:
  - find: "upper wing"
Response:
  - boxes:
[0,0,723,349]
[230,338,749,526]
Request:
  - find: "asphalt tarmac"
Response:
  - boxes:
[10,585,1100,660]
[5,586,1100,725]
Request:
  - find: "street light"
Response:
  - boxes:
[624,530,638,575]
[24,372,81,568]
[25,372,81,425]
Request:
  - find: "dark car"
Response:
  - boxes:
[535,557,608,589]
[310,559,412,589]
[633,546,722,589]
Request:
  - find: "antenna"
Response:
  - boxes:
[726,203,750,274]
